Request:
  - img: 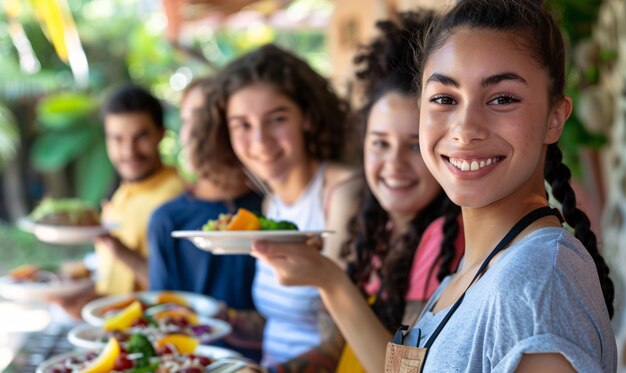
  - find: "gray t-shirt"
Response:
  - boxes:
[403,227,616,372]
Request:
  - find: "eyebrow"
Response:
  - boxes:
[369,131,419,138]
[425,73,459,88]
[425,72,528,88]
[481,73,527,87]
[227,106,289,121]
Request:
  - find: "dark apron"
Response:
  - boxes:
[384,207,561,373]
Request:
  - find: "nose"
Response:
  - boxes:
[251,123,270,144]
[120,139,138,158]
[386,145,411,172]
[450,103,488,144]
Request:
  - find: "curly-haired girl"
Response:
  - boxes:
[385,0,616,371]
[191,44,361,370]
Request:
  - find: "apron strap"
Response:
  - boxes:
[422,206,559,349]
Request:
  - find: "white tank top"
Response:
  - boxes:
[265,162,326,229]
[253,163,327,366]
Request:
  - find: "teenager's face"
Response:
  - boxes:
[365,92,441,221]
[419,28,570,208]
[180,86,204,171]
[226,83,308,184]
[104,112,164,182]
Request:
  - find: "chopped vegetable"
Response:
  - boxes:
[202,208,298,231]
[127,334,156,368]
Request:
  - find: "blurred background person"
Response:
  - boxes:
[51,84,184,318]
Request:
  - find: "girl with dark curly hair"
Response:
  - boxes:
[252,11,464,372]
[382,0,616,371]
[189,44,362,371]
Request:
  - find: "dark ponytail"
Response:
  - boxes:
[545,143,615,318]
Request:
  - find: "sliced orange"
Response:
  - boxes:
[103,300,143,331]
[81,337,120,373]
[226,208,260,231]
[155,291,188,306]
[155,334,199,355]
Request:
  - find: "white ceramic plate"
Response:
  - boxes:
[81,291,221,326]
[0,276,93,302]
[19,218,117,245]
[36,344,242,373]
[171,230,333,254]
[67,317,232,350]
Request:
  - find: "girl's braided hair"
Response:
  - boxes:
[343,10,461,331]
[421,0,614,318]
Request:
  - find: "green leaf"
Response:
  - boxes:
[31,126,98,171]
[75,137,116,205]
[36,92,96,130]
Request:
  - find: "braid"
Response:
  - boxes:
[437,200,462,282]
[545,143,614,318]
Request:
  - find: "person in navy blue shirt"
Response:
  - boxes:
[147,78,263,360]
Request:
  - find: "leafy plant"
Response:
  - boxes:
[31,92,115,204]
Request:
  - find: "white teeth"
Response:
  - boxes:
[449,157,499,172]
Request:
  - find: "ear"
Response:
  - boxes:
[302,113,312,132]
[544,96,572,144]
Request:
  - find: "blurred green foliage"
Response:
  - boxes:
[549,0,606,178]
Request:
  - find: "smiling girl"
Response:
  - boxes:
[385,0,616,372]
[195,44,361,370]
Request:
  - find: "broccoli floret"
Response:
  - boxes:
[127,334,156,368]
[258,216,298,231]
[276,221,298,230]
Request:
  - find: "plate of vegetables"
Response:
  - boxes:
[20,198,117,245]
[0,263,94,302]
[172,208,332,255]
[68,311,231,350]
[38,332,243,373]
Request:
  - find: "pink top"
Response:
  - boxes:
[406,217,465,300]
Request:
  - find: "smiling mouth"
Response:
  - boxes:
[446,156,504,171]
[382,178,416,189]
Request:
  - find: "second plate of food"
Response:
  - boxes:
[68,317,232,350]
[81,290,221,326]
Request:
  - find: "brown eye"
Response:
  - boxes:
[430,95,456,105]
